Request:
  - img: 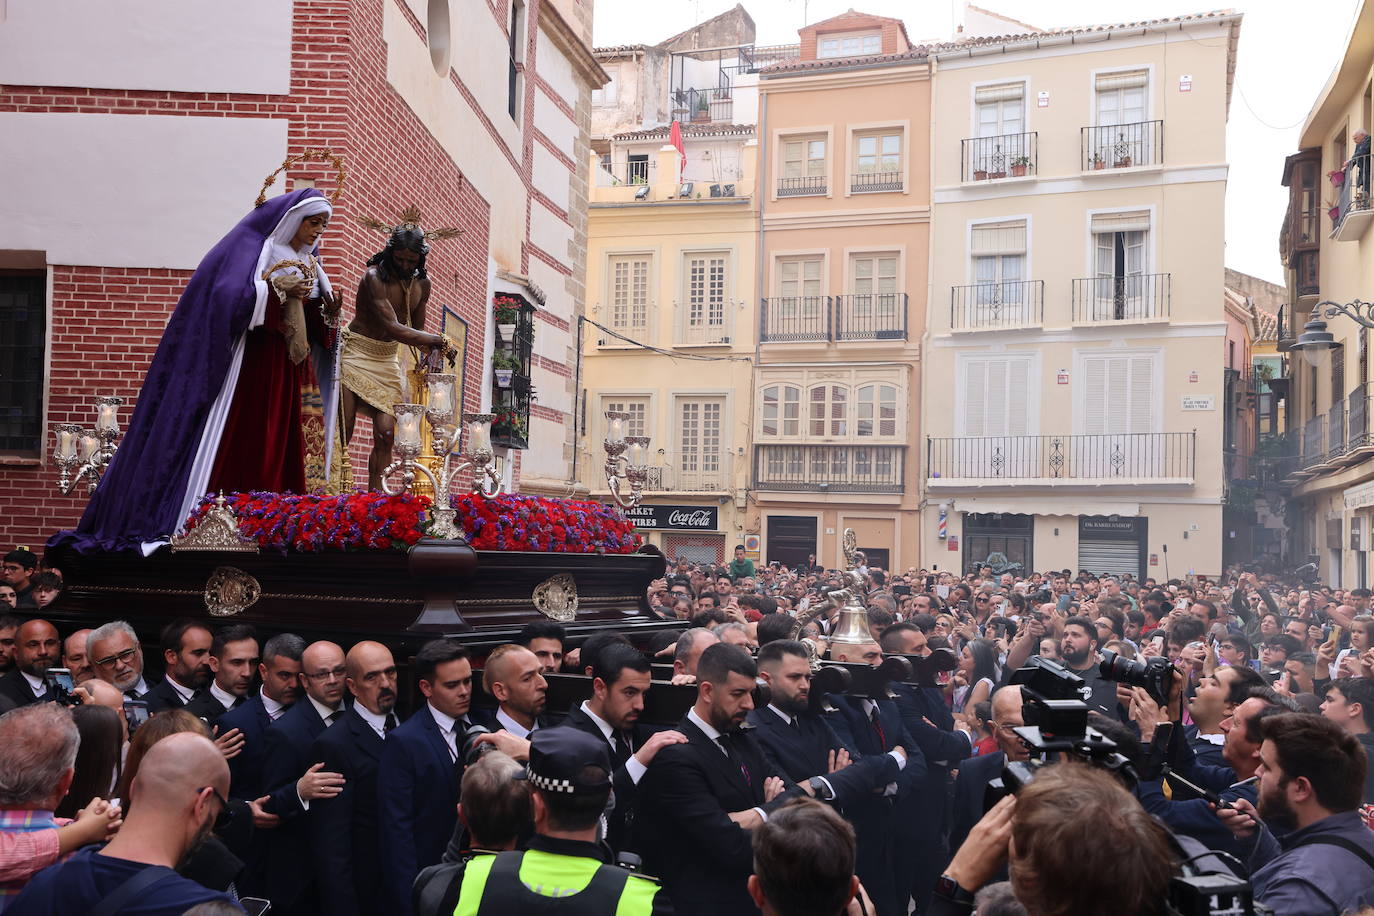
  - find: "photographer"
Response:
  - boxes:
[1215,714,1374,915]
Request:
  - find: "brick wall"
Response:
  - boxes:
[0,0,503,554]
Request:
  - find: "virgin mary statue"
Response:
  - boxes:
[53,188,345,553]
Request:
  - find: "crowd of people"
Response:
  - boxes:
[1,541,1372,916]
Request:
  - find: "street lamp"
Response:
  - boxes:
[1288,303,1347,368]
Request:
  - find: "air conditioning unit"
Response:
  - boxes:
[709,184,723,197]
[722,183,736,197]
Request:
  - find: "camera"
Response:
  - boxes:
[43,668,79,707]
[1099,649,1173,704]
[461,725,496,765]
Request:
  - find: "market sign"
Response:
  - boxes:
[624,504,719,531]
[1344,480,1374,510]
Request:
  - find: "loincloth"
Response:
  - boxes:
[339,329,405,417]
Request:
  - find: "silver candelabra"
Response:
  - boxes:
[603,411,650,509]
[52,396,125,495]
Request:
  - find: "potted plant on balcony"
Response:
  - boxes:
[1010,155,1031,177]
[692,93,710,122]
[1328,197,1342,225]
[1330,168,1346,187]
[492,351,519,388]
[1090,152,1105,170]
[973,166,989,181]
[494,295,520,341]
[1114,153,1133,168]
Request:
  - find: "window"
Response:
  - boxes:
[783,137,826,178]
[592,67,619,107]
[818,33,881,58]
[1095,70,1147,127]
[776,257,823,319]
[602,397,649,439]
[0,273,45,454]
[608,255,650,339]
[854,131,901,174]
[1091,71,1154,167]
[683,252,728,344]
[761,384,801,437]
[961,357,1032,438]
[506,0,525,123]
[856,384,897,437]
[678,398,723,483]
[809,385,847,437]
[1082,354,1156,435]
[968,220,1027,323]
[1087,211,1152,320]
[850,253,898,319]
[975,83,1024,138]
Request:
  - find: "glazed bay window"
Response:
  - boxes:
[851,131,902,192]
[761,384,801,437]
[856,384,897,437]
[809,385,847,437]
[680,252,729,345]
[779,136,827,197]
[607,254,651,343]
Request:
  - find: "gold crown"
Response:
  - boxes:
[355,204,463,242]
[255,147,347,208]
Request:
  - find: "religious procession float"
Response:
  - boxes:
[43,150,668,654]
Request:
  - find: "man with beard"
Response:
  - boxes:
[479,644,550,737]
[0,614,21,676]
[563,643,686,854]
[1217,714,1374,915]
[217,632,306,802]
[145,619,212,713]
[88,620,153,699]
[636,643,804,916]
[310,641,398,916]
[184,625,258,724]
[10,731,237,914]
[1060,616,1121,718]
[255,640,347,914]
[341,224,455,491]
[0,619,61,706]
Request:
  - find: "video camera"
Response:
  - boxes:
[1099,649,1172,705]
[984,657,1137,810]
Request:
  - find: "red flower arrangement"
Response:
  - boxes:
[183,490,641,555]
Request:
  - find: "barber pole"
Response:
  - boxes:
[938,506,948,540]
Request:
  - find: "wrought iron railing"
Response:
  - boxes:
[925,433,1196,481]
[595,158,656,187]
[1071,273,1171,322]
[1329,399,1347,461]
[672,86,734,125]
[850,170,903,193]
[753,444,905,493]
[759,296,829,342]
[1350,384,1370,451]
[777,175,827,197]
[961,132,1038,182]
[760,296,906,342]
[1081,120,1163,170]
[950,280,1043,330]
[1336,153,1372,230]
[1301,415,1326,469]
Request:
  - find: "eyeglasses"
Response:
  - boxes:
[990,721,1019,736]
[304,666,347,682]
[93,647,138,668]
[197,785,234,830]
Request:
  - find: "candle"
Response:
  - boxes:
[627,439,647,467]
[469,418,491,453]
[606,413,625,445]
[396,413,422,450]
[429,382,452,416]
[79,433,100,462]
[56,429,75,459]
[96,403,118,433]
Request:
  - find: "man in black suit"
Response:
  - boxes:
[0,619,62,707]
[949,684,1026,855]
[145,618,212,713]
[635,642,806,916]
[254,639,347,914]
[562,642,686,853]
[309,640,397,916]
[184,624,259,724]
[378,638,475,916]
[750,640,905,810]
[217,632,307,802]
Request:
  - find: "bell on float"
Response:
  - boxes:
[828,601,873,646]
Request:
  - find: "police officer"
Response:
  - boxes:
[443,728,670,915]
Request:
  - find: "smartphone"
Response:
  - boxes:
[892,584,911,596]
[1163,768,1233,810]
[936,585,950,599]
[45,667,75,695]
[123,699,150,735]
[240,898,272,916]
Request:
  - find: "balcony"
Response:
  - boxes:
[950,280,1043,331]
[671,86,734,125]
[1332,154,1374,241]
[595,158,655,188]
[759,295,906,343]
[753,444,905,493]
[850,170,903,193]
[961,132,1038,182]
[777,175,827,197]
[925,433,1196,486]
[1291,386,1374,480]
[1081,120,1163,171]
[581,451,734,494]
[1071,273,1170,323]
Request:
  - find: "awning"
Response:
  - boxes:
[954,498,1141,517]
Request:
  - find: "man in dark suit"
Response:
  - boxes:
[0,619,61,707]
[949,684,1025,855]
[217,632,307,802]
[254,639,347,914]
[823,638,925,916]
[481,643,550,738]
[309,640,398,916]
[144,618,212,713]
[378,638,474,916]
[635,642,805,916]
[882,623,974,911]
[562,642,686,853]
[184,624,259,723]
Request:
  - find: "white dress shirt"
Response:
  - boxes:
[307,694,343,727]
[858,699,907,796]
[164,674,196,705]
[354,704,390,741]
[578,700,647,784]
[208,681,239,713]
[261,689,286,721]
[125,676,150,699]
[429,702,461,761]
[688,708,767,822]
[496,707,537,740]
[21,670,46,699]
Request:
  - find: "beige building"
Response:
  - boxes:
[748,10,932,572]
[1279,0,1374,588]
[920,10,1241,579]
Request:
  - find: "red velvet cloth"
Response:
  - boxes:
[208,292,332,495]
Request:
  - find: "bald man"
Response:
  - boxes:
[309,641,398,916]
[63,628,94,686]
[479,644,549,738]
[9,732,237,913]
[257,640,347,913]
[950,685,1026,855]
[0,619,62,706]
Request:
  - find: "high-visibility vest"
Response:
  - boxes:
[455,848,662,915]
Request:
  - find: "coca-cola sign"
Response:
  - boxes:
[624,504,719,531]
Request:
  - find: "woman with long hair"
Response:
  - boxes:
[55,704,122,820]
[953,637,1001,716]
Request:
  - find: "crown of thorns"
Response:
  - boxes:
[355,205,463,241]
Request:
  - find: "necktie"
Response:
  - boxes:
[124,688,142,700]
[719,732,752,787]
[614,731,634,765]
[384,713,398,734]
[232,695,247,709]
[327,709,342,724]
[869,705,887,749]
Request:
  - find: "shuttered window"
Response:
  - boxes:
[1083,354,1156,435]
[678,398,723,474]
[961,357,1032,438]
[1096,70,1147,126]
[602,398,648,439]
[976,83,1025,137]
[609,255,650,337]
